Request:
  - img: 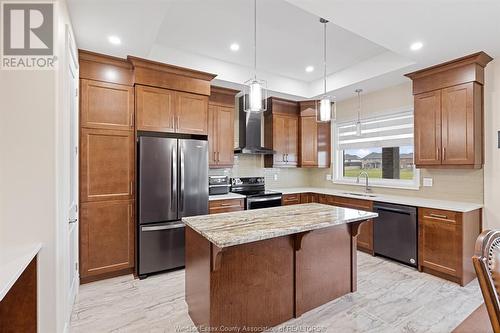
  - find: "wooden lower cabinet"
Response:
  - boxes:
[282,193,301,206]
[80,200,135,283]
[209,199,244,214]
[328,196,374,254]
[418,207,480,286]
[300,193,318,203]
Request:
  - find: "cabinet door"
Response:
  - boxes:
[80,129,134,202]
[209,199,244,214]
[317,121,331,168]
[300,116,317,167]
[81,79,134,130]
[414,90,442,166]
[208,105,218,167]
[286,116,299,166]
[135,85,175,133]
[80,200,134,278]
[441,83,475,165]
[176,92,208,135]
[216,106,235,167]
[273,115,287,166]
[419,208,461,277]
[282,193,301,205]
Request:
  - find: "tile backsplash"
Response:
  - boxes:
[208,154,310,188]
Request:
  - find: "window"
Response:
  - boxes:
[333,110,420,189]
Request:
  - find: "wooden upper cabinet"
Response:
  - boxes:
[441,83,475,165]
[176,91,208,135]
[80,128,134,202]
[406,52,492,169]
[135,86,208,135]
[135,85,175,132]
[264,97,299,168]
[80,79,134,130]
[80,199,135,279]
[208,87,238,168]
[414,90,442,166]
[298,101,331,168]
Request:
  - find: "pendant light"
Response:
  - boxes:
[355,89,363,136]
[316,18,334,122]
[243,0,267,113]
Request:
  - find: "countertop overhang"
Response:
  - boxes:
[183,203,378,248]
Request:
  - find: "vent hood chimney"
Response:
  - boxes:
[234,96,275,154]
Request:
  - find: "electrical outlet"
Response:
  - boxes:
[326,174,332,181]
[273,174,278,181]
[423,177,433,187]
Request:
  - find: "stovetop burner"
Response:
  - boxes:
[230,177,282,197]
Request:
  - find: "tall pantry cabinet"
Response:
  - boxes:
[79,51,136,283]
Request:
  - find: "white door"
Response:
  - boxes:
[67,26,79,308]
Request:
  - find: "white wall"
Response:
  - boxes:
[484,59,500,230]
[0,1,75,332]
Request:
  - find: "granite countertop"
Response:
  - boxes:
[183,203,378,248]
[271,187,482,213]
[0,243,42,301]
[209,193,246,201]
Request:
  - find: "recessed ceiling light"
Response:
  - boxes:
[305,66,314,73]
[230,43,240,51]
[410,41,423,51]
[108,35,121,45]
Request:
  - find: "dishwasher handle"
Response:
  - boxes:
[375,206,412,216]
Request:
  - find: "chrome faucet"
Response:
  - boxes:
[356,171,372,193]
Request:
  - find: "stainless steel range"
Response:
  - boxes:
[230,177,282,210]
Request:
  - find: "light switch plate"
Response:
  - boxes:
[273,174,278,181]
[326,174,332,181]
[423,177,433,187]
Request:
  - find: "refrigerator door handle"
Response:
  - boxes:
[180,144,185,213]
[141,223,185,232]
[171,145,177,211]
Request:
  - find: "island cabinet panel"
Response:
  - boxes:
[80,200,135,282]
[406,52,492,168]
[209,199,244,214]
[185,227,294,331]
[295,225,352,316]
[80,79,135,131]
[328,196,374,254]
[282,193,300,206]
[418,207,480,286]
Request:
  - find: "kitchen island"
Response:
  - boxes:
[183,203,378,332]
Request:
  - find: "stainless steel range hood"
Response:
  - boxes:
[234,96,275,155]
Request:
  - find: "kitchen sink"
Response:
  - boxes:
[342,192,378,198]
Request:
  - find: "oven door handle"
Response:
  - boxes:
[247,196,282,203]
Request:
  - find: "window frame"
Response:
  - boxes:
[331,111,420,190]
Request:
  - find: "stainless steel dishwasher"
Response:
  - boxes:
[373,202,418,268]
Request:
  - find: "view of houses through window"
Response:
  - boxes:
[343,146,414,180]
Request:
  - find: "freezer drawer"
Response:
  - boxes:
[138,221,185,276]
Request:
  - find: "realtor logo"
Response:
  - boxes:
[1,2,55,69]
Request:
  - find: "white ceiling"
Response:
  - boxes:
[67,0,500,101]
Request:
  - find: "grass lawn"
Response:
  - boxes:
[344,168,414,180]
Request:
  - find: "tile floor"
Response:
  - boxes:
[70,252,483,333]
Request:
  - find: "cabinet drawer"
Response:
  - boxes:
[420,208,458,224]
[209,199,244,214]
[329,196,373,211]
[282,193,301,205]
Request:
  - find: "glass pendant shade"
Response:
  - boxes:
[317,97,332,122]
[243,78,267,113]
[356,120,362,136]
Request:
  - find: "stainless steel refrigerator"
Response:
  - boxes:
[137,135,208,278]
